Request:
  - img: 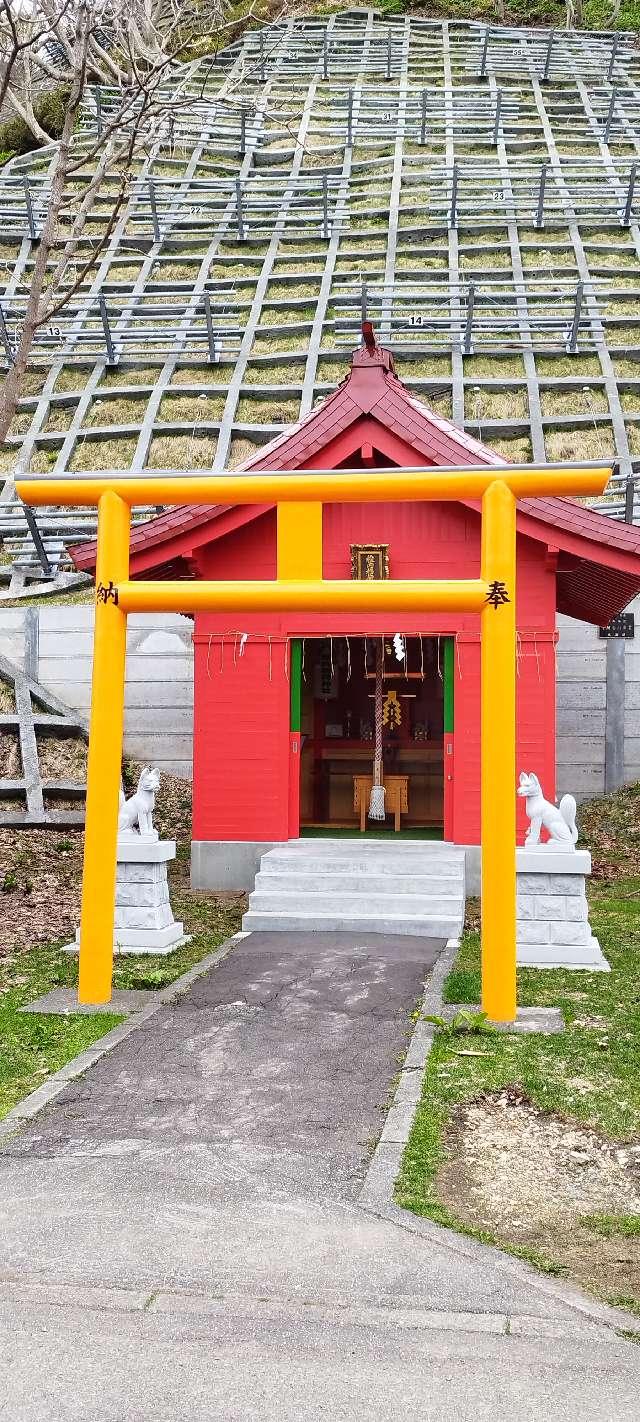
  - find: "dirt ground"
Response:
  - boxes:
[438,1087,640,1303]
[0,765,194,954]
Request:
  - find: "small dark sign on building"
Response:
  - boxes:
[598,613,635,639]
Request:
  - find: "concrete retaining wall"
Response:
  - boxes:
[556,593,640,799]
[0,606,193,778]
[1,600,639,795]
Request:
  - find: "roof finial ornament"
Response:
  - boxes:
[362,319,377,353]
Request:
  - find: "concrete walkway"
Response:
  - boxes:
[0,932,638,1420]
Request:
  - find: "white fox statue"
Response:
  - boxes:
[517,771,578,850]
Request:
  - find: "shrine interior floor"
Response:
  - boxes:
[0,930,637,1419]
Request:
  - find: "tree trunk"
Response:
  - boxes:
[0,101,76,443]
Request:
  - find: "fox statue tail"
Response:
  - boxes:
[559,793,578,844]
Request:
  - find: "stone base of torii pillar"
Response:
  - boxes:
[65,836,189,957]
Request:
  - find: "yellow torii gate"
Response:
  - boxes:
[17,461,611,1021]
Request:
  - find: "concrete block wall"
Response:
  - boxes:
[0,599,639,794]
[556,593,640,800]
[0,607,194,778]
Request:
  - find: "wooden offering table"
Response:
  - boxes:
[353,774,409,832]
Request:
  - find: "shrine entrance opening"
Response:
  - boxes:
[298,636,448,835]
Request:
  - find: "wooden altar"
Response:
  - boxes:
[353,774,409,832]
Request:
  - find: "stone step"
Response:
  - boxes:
[242,910,460,937]
[254,870,463,895]
[272,838,461,854]
[244,838,466,937]
[248,890,464,919]
[263,849,464,874]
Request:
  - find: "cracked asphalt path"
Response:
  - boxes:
[0,931,638,1420]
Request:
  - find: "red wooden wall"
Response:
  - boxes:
[191,498,558,846]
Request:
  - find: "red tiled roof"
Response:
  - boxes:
[70,344,640,624]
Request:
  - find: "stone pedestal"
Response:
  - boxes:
[516,847,609,971]
[66,837,189,956]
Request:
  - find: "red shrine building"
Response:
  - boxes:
[74,342,640,890]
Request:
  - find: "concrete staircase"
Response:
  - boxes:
[242,839,466,938]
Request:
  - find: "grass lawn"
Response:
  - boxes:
[396,785,640,1317]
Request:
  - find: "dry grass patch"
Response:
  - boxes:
[228,437,259,468]
[614,357,640,376]
[540,387,609,416]
[151,261,200,282]
[334,256,386,277]
[605,325,640,347]
[251,334,308,355]
[271,259,326,276]
[13,371,47,399]
[602,296,640,316]
[147,434,217,468]
[86,396,148,427]
[315,356,351,382]
[465,388,529,420]
[463,355,524,378]
[44,404,77,433]
[619,389,640,412]
[98,367,160,389]
[587,248,638,271]
[486,434,532,461]
[459,250,512,270]
[396,252,447,272]
[520,247,576,270]
[265,281,321,301]
[53,368,90,393]
[235,395,299,424]
[6,411,33,437]
[584,228,632,247]
[244,362,306,386]
[399,356,451,378]
[0,681,15,713]
[170,365,229,388]
[69,437,137,472]
[209,261,264,280]
[219,242,268,258]
[544,425,615,461]
[536,354,602,377]
[260,305,316,327]
[419,391,452,419]
[158,394,226,422]
[0,732,21,778]
[28,449,58,473]
[626,424,640,455]
[37,735,87,782]
[108,263,145,283]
